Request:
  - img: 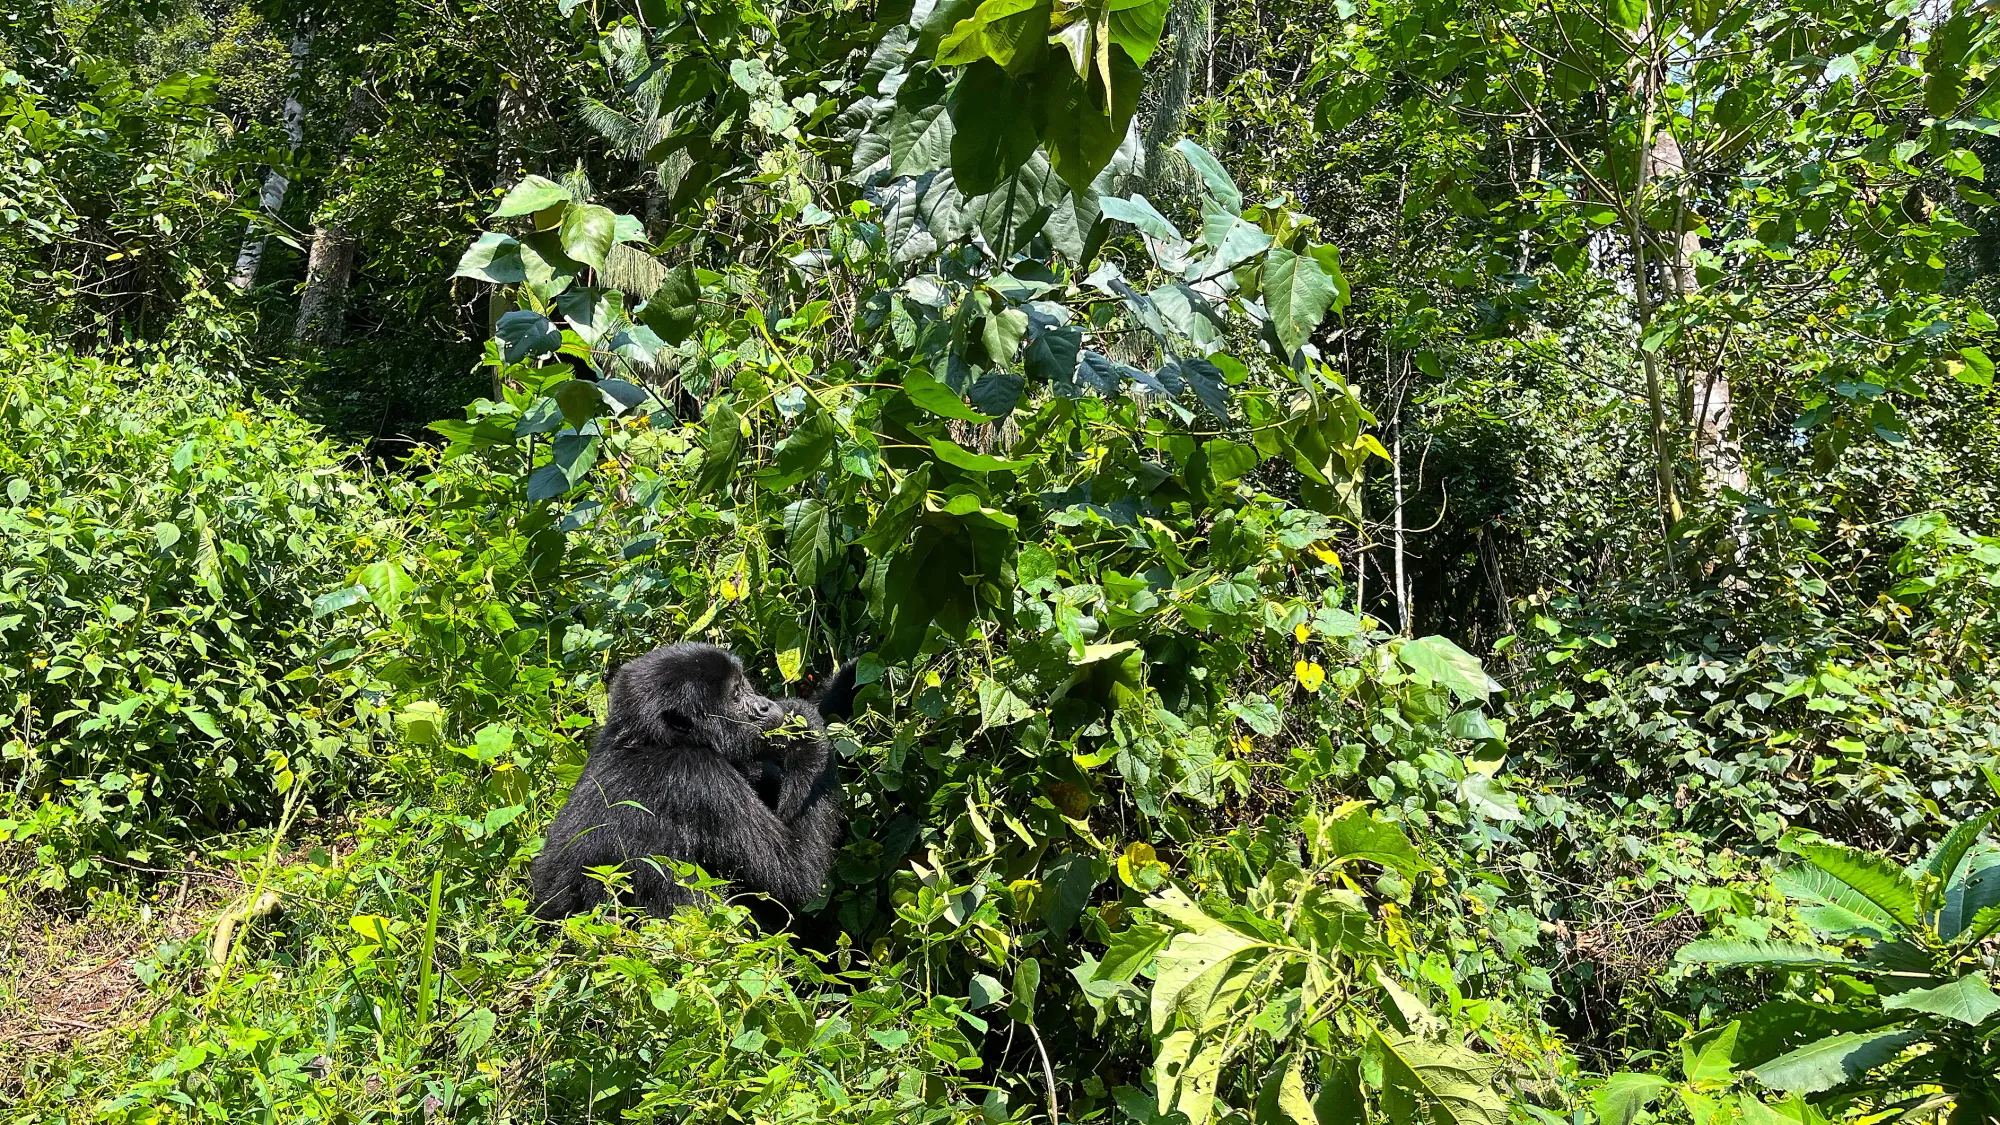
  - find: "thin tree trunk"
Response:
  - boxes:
[1651,130,1745,501]
[1628,67,1685,543]
[230,33,312,292]
[292,225,354,344]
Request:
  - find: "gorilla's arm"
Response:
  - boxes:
[679,750,838,906]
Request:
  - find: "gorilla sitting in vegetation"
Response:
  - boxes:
[529,643,856,920]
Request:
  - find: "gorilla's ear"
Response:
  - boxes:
[816,658,863,722]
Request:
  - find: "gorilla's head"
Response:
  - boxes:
[606,642,786,760]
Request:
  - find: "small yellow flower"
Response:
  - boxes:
[1294,622,1311,643]
[1294,660,1325,692]
[718,575,745,601]
[1233,736,1254,755]
[1310,541,1340,565]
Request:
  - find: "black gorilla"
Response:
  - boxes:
[529,643,855,919]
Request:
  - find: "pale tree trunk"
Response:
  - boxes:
[292,225,354,344]
[1629,74,1685,543]
[1649,130,1745,500]
[230,33,312,292]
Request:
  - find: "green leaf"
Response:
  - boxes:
[1199,213,1272,272]
[1149,925,1261,1034]
[1311,803,1427,877]
[491,174,571,218]
[859,463,931,555]
[1009,957,1041,1023]
[1397,635,1491,703]
[782,499,840,585]
[152,522,182,551]
[1775,863,1899,933]
[929,436,1030,472]
[637,262,700,345]
[935,0,1049,71]
[1373,1031,1507,1125]
[1098,194,1183,242]
[1595,1073,1671,1125]
[1253,1053,1316,1125]
[560,204,618,271]
[1106,0,1169,67]
[1796,843,1920,928]
[1880,974,2000,1026]
[968,972,1006,1009]
[948,61,1038,196]
[1607,0,1646,32]
[890,98,956,178]
[693,398,743,497]
[1747,1029,1922,1094]
[1095,920,1171,983]
[1675,938,1878,974]
[1261,247,1337,355]
[1172,138,1242,214]
[187,710,225,740]
[454,232,527,283]
[1926,811,1995,886]
[495,311,561,364]
[982,306,1031,369]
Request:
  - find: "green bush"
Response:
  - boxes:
[0,329,393,885]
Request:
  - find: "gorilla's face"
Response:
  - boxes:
[727,670,784,730]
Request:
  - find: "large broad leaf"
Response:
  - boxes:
[782,499,841,586]
[1594,1073,1671,1125]
[1926,811,1996,886]
[1149,925,1261,1034]
[1397,636,1491,703]
[693,398,743,497]
[1747,1029,1923,1094]
[637,262,700,345]
[1795,843,1920,928]
[454,232,527,283]
[1880,974,2000,1026]
[1941,845,2000,940]
[935,0,1049,71]
[1310,803,1427,878]
[1173,138,1242,213]
[1199,213,1272,272]
[1675,938,1878,974]
[1373,1031,1507,1125]
[1107,0,1170,66]
[889,71,956,178]
[494,310,561,363]
[948,61,1038,195]
[1098,194,1183,242]
[491,174,570,218]
[1035,46,1141,191]
[904,368,996,421]
[859,463,931,555]
[560,203,618,271]
[1261,247,1337,355]
[929,436,1030,472]
[1774,862,1899,933]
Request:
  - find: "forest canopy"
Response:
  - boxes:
[3,0,2000,1121]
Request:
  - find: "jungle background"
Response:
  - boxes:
[4,0,2000,1121]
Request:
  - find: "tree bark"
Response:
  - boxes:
[1628,74,1685,541]
[1650,131,1745,499]
[230,33,312,293]
[292,224,354,344]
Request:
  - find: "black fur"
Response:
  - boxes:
[529,643,843,919]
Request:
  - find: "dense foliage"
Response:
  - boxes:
[2,0,1998,1122]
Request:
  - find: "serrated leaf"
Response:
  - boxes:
[1797,843,1920,928]
[1926,811,1995,886]
[1880,974,2000,1026]
[1675,938,1878,974]
[782,499,840,585]
[1747,1029,1922,1094]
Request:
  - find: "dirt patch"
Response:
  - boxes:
[0,871,234,1092]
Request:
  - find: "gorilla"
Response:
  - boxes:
[529,643,858,920]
